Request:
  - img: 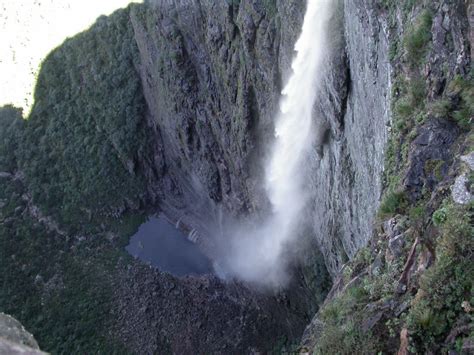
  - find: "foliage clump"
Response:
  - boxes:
[447,73,474,130]
[406,202,473,352]
[315,286,378,354]
[17,6,150,228]
[403,9,433,67]
[379,190,408,217]
[0,106,24,171]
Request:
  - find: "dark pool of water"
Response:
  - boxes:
[126,216,212,276]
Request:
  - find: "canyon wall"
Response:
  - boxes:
[307,0,391,276]
[130,0,391,277]
[130,0,306,251]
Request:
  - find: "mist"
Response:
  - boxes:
[217,0,334,288]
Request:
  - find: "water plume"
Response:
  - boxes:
[219,0,334,287]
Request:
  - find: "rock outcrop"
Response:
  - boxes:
[0,313,46,354]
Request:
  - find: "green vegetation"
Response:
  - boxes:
[447,73,474,130]
[315,285,378,354]
[383,7,434,196]
[0,106,24,172]
[0,103,144,352]
[315,2,473,353]
[428,98,451,118]
[16,5,151,230]
[432,206,448,226]
[0,5,151,353]
[403,9,433,67]
[315,198,473,354]
[379,190,408,217]
[0,170,140,353]
[406,201,473,352]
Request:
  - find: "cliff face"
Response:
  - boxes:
[129,0,392,279]
[301,0,473,353]
[306,0,392,277]
[1,0,471,353]
[0,2,319,353]
[129,0,306,245]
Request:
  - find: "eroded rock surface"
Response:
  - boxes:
[0,314,46,355]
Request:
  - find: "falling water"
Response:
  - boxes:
[222,0,333,287]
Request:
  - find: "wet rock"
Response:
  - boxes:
[309,0,391,276]
[129,0,306,245]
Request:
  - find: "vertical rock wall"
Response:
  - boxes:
[131,0,306,251]
[307,0,391,276]
[131,0,392,276]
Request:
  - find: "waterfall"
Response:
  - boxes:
[222,0,333,287]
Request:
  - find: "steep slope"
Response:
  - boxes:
[305,0,392,276]
[18,9,150,228]
[129,0,307,244]
[302,0,473,353]
[1,0,471,353]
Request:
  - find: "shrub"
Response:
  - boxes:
[316,285,377,354]
[315,322,377,355]
[406,201,474,352]
[429,99,451,118]
[432,208,448,226]
[379,191,408,217]
[404,10,433,67]
[393,79,426,127]
[447,74,474,130]
[394,97,413,121]
[409,204,425,222]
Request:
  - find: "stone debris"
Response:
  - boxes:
[460,152,474,170]
[452,173,472,205]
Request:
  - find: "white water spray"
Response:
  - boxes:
[222,0,333,287]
